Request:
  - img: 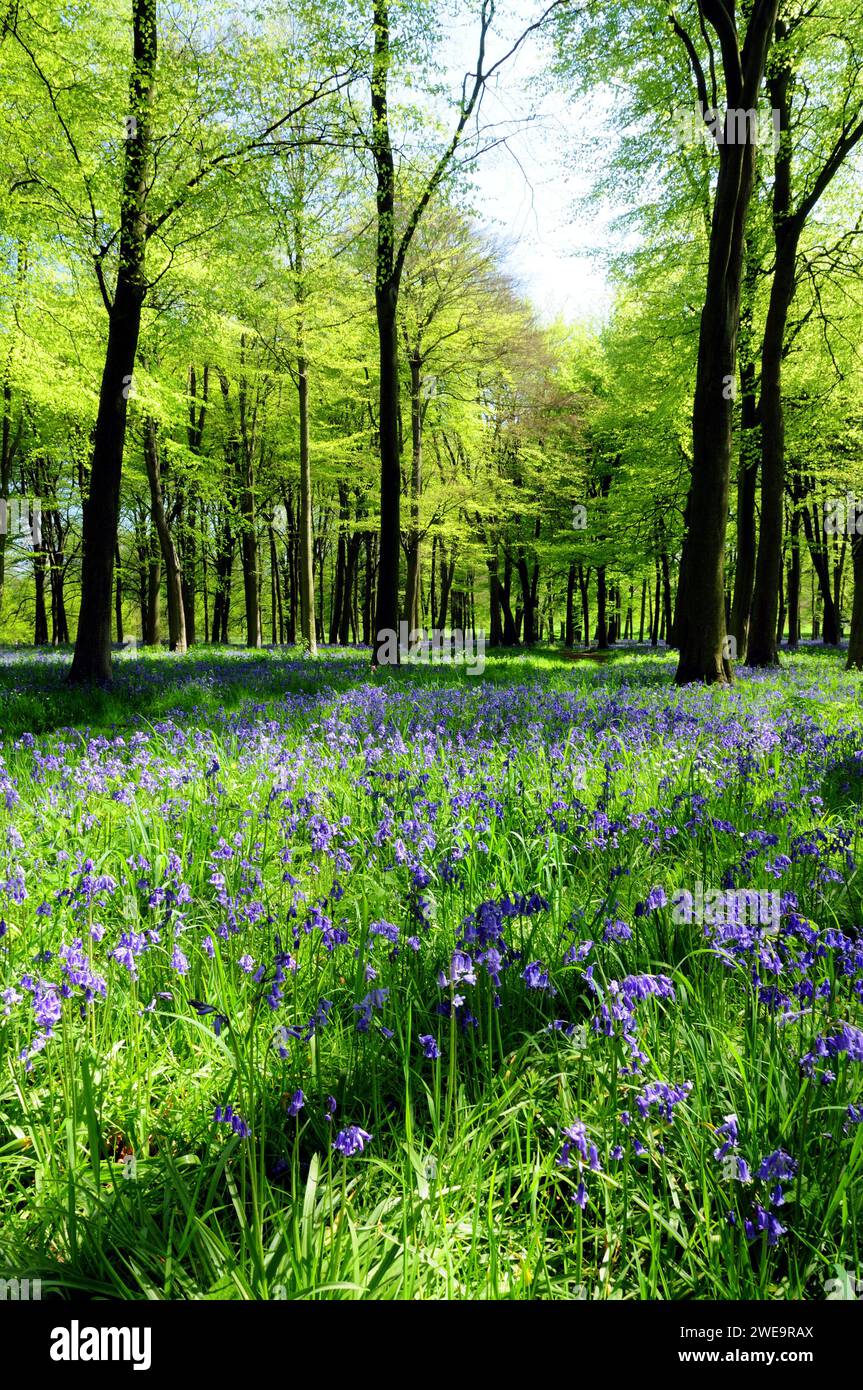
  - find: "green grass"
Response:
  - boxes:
[1,645,862,1299]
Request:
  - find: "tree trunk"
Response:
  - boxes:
[114,543,124,645]
[747,47,797,667]
[1,373,19,622]
[144,536,160,646]
[47,512,70,646]
[33,537,49,646]
[487,551,503,647]
[832,531,846,639]
[674,0,778,684]
[182,363,209,646]
[296,355,316,654]
[728,236,761,656]
[846,534,863,670]
[212,506,234,644]
[201,508,210,643]
[363,531,374,645]
[239,491,261,648]
[143,417,187,653]
[371,0,402,663]
[801,489,840,645]
[565,562,576,647]
[498,548,517,645]
[339,518,361,646]
[660,552,673,642]
[607,583,618,645]
[786,477,801,647]
[438,542,455,633]
[329,486,347,645]
[517,553,536,645]
[747,23,863,660]
[180,499,197,645]
[218,366,260,648]
[69,0,157,685]
[595,565,608,648]
[0,245,27,622]
[577,564,590,647]
[403,352,423,631]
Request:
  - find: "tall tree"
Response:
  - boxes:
[143,416,186,652]
[747,10,863,665]
[6,1,352,680]
[369,0,558,662]
[68,0,157,682]
[671,0,780,685]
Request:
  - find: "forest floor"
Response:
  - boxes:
[1,645,861,1299]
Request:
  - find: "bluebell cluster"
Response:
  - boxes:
[2,649,863,1255]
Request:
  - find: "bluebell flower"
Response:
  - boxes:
[332,1124,372,1157]
[522,960,555,992]
[438,951,476,989]
[369,920,399,944]
[713,1112,739,1160]
[635,886,667,916]
[354,987,389,1033]
[757,1149,797,1183]
[170,944,189,974]
[745,1203,786,1246]
[635,1079,691,1123]
[559,1120,601,1172]
[603,919,632,943]
[214,1104,251,1139]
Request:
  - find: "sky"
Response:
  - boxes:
[437,4,616,326]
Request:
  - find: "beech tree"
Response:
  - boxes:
[367,0,561,662]
[5,0,353,680]
[746,7,863,666]
[667,0,780,684]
